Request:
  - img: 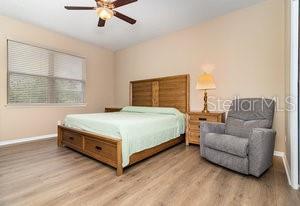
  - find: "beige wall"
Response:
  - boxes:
[0,15,115,140]
[114,0,286,152]
[0,0,287,153]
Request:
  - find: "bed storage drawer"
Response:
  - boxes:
[84,137,118,166]
[62,131,83,150]
[58,125,123,176]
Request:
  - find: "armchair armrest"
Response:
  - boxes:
[200,122,225,156]
[249,128,276,177]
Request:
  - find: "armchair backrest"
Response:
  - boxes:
[225,98,275,138]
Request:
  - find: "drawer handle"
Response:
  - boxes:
[95,146,102,151]
[69,137,74,141]
[199,118,207,121]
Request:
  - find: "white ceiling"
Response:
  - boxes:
[0,0,265,51]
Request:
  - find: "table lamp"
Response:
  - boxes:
[196,73,216,113]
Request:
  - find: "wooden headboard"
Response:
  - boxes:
[130,74,190,113]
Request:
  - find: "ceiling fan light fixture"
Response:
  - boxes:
[65,0,137,27]
[96,7,114,20]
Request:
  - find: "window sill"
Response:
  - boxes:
[4,104,87,108]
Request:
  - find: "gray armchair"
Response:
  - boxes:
[200,98,276,177]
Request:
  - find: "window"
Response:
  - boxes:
[7,40,86,105]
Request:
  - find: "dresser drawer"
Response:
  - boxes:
[186,112,225,145]
[189,114,202,121]
[62,131,83,150]
[84,137,117,162]
[189,132,200,144]
[189,122,200,132]
[190,115,218,122]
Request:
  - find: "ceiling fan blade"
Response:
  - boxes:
[65,6,96,10]
[114,11,136,24]
[98,18,106,27]
[112,0,137,8]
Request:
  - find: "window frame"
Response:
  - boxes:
[6,39,87,107]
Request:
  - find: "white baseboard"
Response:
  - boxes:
[282,153,292,187]
[0,134,57,148]
[273,151,293,188]
[273,151,285,157]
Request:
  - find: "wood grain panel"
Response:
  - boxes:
[129,135,184,165]
[131,81,152,106]
[130,75,190,113]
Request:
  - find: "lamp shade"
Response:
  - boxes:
[196,73,216,90]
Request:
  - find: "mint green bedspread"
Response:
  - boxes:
[64,107,185,167]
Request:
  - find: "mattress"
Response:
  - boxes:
[64,106,186,167]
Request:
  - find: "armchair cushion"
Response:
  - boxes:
[225,118,270,138]
[204,133,249,157]
[225,98,275,138]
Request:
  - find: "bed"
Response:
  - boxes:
[57,74,190,175]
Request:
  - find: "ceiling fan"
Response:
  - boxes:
[65,0,137,27]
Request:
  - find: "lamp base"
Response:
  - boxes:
[202,108,210,113]
[202,90,210,113]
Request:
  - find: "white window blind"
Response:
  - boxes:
[7,40,86,105]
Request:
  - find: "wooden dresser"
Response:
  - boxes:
[105,107,122,112]
[186,112,225,145]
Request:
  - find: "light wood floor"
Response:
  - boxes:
[0,139,299,206]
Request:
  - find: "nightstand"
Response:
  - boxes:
[105,107,122,112]
[186,112,225,145]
